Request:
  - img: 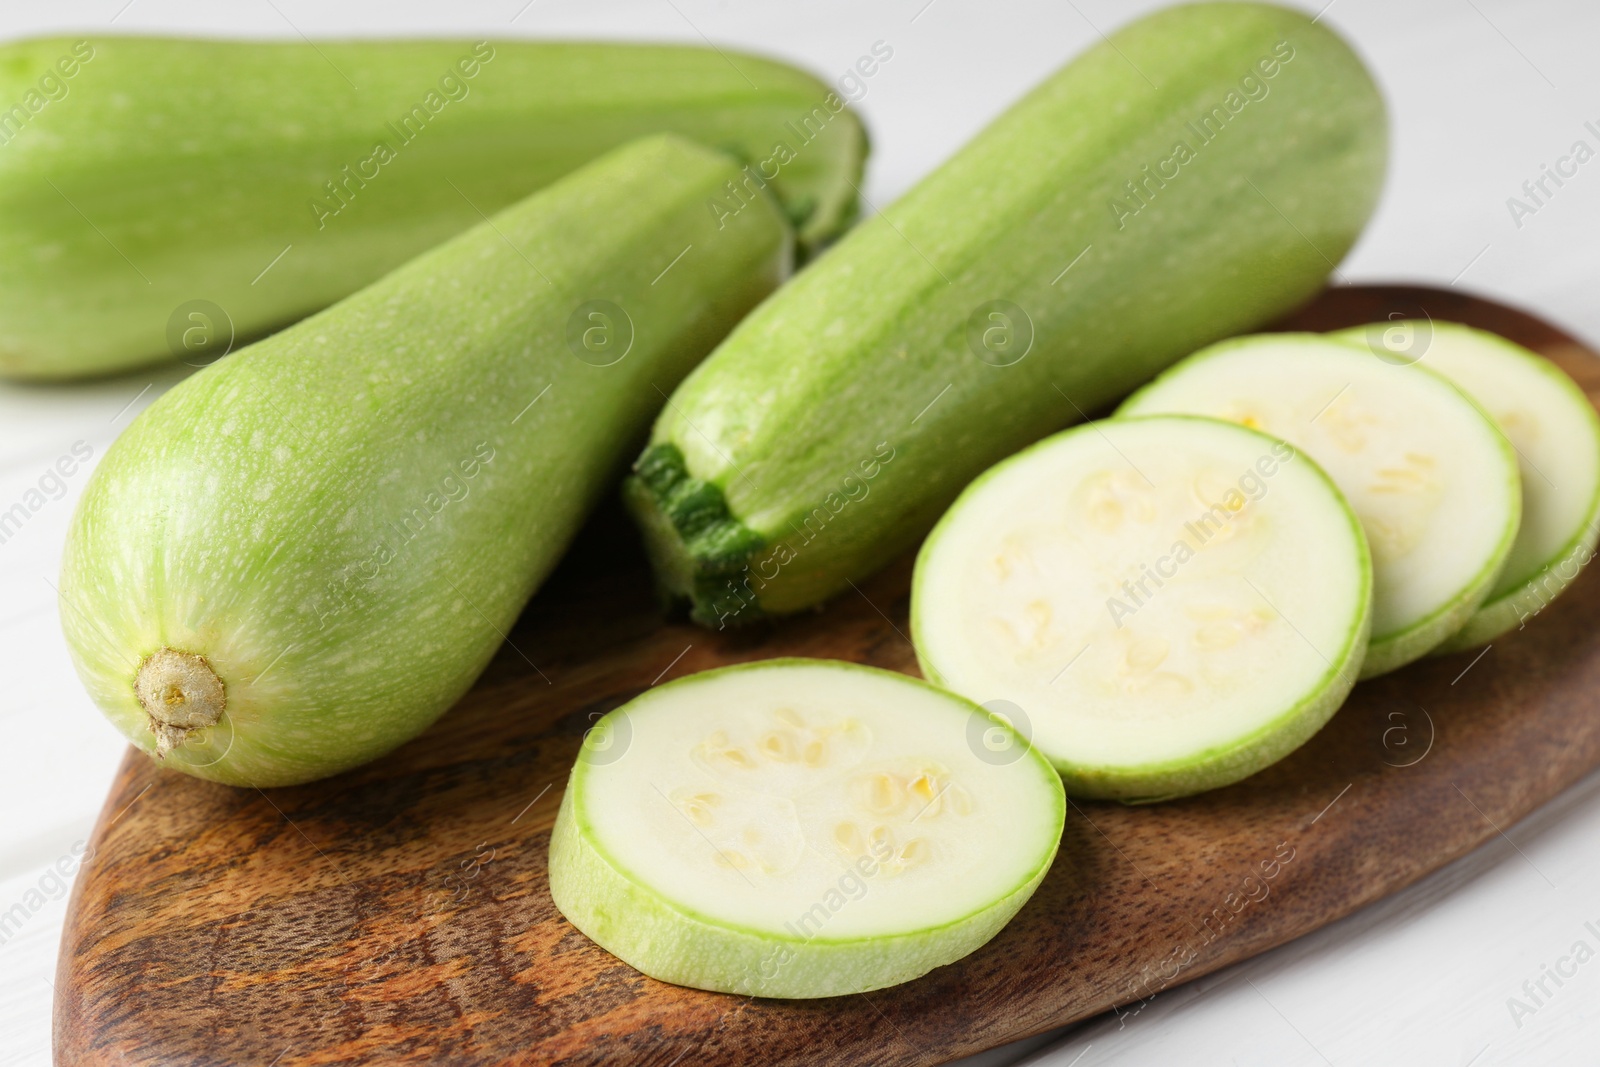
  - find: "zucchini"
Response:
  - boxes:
[1118,334,1522,676]
[0,37,862,379]
[1332,321,1600,651]
[911,416,1371,801]
[548,658,1065,997]
[624,1,1386,627]
[58,135,792,787]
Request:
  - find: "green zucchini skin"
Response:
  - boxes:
[58,135,792,787]
[0,37,861,379]
[624,2,1387,628]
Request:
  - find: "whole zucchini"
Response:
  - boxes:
[59,135,791,787]
[0,37,861,379]
[625,2,1387,627]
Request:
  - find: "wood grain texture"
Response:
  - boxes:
[53,286,1600,1066]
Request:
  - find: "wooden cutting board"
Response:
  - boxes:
[54,285,1600,1066]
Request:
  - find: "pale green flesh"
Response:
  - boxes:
[627,1,1387,627]
[1331,322,1600,652]
[1118,335,1522,678]
[58,136,791,787]
[549,659,1065,997]
[912,417,1371,801]
[0,37,863,379]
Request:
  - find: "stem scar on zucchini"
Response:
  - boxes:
[134,648,225,756]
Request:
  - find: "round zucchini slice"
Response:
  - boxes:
[548,658,1064,998]
[912,415,1371,801]
[1332,320,1600,651]
[1118,334,1522,677]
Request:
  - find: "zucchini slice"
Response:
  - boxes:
[1118,335,1521,677]
[912,416,1371,801]
[548,659,1064,997]
[1332,321,1600,651]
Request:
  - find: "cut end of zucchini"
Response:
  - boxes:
[912,416,1371,801]
[624,442,767,627]
[134,647,226,756]
[549,658,1064,997]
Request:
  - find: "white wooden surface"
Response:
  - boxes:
[2,1,1597,1064]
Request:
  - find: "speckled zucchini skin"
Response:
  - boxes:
[0,37,860,378]
[625,2,1387,627]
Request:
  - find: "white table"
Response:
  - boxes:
[3,2,1597,1064]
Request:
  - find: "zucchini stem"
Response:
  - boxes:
[625,442,766,625]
